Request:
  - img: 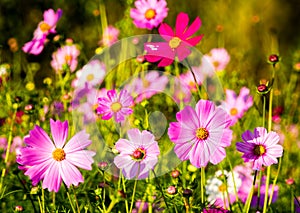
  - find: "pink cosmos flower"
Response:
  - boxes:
[125,71,168,103]
[51,44,80,72]
[168,100,232,168]
[22,8,63,55]
[202,48,230,72]
[221,87,253,126]
[130,0,168,30]
[172,78,192,104]
[74,60,106,88]
[97,89,133,122]
[114,128,160,179]
[100,26,119,47]
[236,127,283,170]
[144,12,203,67]
[179,71,202,93]
[17,119,95,192]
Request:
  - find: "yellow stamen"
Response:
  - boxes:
[111,102,122,112]
[169,37,181,49]
[230,108,238,116]
[52,148,66,161]
[86,74,94,81]
[196,127,209,140]
[253,145,266,156]
[39,22,51,32]
[145,9,156,20]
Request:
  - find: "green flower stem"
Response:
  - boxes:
[244,170,258,213]
[185,58,202,100]
[121,174,129,213]
[262,83,274,213]
[129,165,140,213]
[200,167,205,205]
[226,156,241,210]
[268,157,282,205]
[0,107,16,195]
[71,186,81,213]
[67,190,77,213]
[106,198,117,213]
[256,170,262,211]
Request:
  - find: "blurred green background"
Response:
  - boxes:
[1,0,300,84]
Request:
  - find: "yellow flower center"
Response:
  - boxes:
[213,61,220,68]
[111,102,122,112]
[40,22,51,32]
[86,74,95,81]
[65,55,72,62]
[218,183,227,192]
[196,127,209,140]
[253,145,266,156]
[144,9,156,20]
[52,148,66,161]
[230,108,238,116]
[169,37,181,49]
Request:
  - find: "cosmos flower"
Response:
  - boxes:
[114,128,160,179]
[125,71,168,103]
[17,119,95,192]
[236,127,283,170]
[221,87,253,126]
[22,8,63,55]
[168,100,232,168]
[205,170,242,208]
[51,44,80,73]
[201,48,230,72]
[130,0,168,30]
[144,12,203,67]
[74,60,106,88]
[100,26,120,47]
[97,89,133,122]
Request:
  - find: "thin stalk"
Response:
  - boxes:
[106,198,117,213]
[121,174,129,213]
[152,169,170,210]
[200,167,205,205]
[71,186,81,213]
[185,59,202,100]
[262,84,274,213]
[129,165,140,213]
[244,170,258,213]
[268,157,281,205]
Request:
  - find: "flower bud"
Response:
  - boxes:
[182,188,192,197]
[15,206,23,211]
[268,54,279,64]
[171,170,180,178]
[166,186,176,195]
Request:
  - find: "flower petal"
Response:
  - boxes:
[64,130,92,153]
[42,161,62,192]
[175,12,189,37]
[158,23,174,41]
[50,119,68,148]
[182,17,202,39]
[66,150,95,170]
[60,160,84,187]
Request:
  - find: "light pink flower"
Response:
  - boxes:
[130,0,168,30]
[202,48,230,71]
[168,100,232,168]
[125,71,168,103]
[221,87,253,126]
[236,127,283,170]
[74,60,106,88]
[97,89,133,122]
[179,71,202,93]
[51,44,80,72]
[17,119,95,192]
[145,12,203,67]
[114,128,160,179]
[101,26,119,47]
[22,8,63,55]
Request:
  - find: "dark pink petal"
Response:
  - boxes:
[175,12,189,37]
[101,111,114,120]
[144,42,175,64]
[157,57,174,67]
[50,119,68,148]
[66,150,95,170]
[22,39,45,55]
[64,130,92,153]
[24,125,54,150]
[186,35,204,46]
[60,160,84,187]
[182,17,202,39]
[176,44,191,61]
[20,147,52,166]
[42,161,62,192]
[24,159,53,185]
[168,122,196,144]
[158,23,174,41]
[144,55,162,62]
[107,89,118,102]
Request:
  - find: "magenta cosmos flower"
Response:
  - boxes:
[130,0,168,30]
[17,119,95,192]
[51,43,80,73]
[236,127,283,170]
[97,89,133,122]
[221,87,253,126]
[144,12,203,67]
[114,128,160,179]
[168,100,232,168]
[101,26,119,47]
[22,8,63,55]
